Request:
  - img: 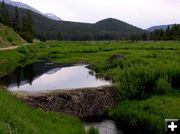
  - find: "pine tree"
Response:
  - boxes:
[13,6,21,32]
[165,25,172,40]
[0,0,9,25]
[57,32,63,40]
[22,10,33,43]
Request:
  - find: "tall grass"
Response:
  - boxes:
[0,88,85,134]
[0,41,180,133]
[86,126,99,134]
[115,62,180,100]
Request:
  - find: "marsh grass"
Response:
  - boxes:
[86,126,99,134]
[0,41,180,133]
[0,87,85,134]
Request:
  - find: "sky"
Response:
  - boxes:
[13,0,180,29]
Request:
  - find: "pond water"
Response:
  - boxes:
[0,62,111,93]
[85,120,124,134]
[0,61,125,133]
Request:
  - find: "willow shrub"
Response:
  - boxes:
[115,62,180,100]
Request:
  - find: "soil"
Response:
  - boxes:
[0,46,18,51]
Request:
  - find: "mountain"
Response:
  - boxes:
[0,0,61,21]
[147,24,173,32]
[95,18,143,32]
[0,1,145,40]
[0,23,26,47]
[45,13,61,21]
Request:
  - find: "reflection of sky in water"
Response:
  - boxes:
[85,120,123,134]
[8,65,111,92]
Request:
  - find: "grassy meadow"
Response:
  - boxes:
[0,41,180,134]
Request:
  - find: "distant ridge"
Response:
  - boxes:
[0,1,145,40]
[147,24,173,32]
[0,0,62,21]
[95,18,143,32]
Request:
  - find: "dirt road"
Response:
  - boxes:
[0,46,18,51]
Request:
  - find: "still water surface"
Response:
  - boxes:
[0,62,111,93]
[85,120,124,134]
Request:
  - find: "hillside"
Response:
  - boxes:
[0,3,145,40]
[95,18,143,32]
[0,23,26,48]
[147,24,173,32]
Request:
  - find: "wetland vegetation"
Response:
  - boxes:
[0,41,180,134]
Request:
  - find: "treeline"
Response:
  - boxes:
[150,25,180,40]
[0,1,145,42]
[0,1,33,43]
[1,1,180,42]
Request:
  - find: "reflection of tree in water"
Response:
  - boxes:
[16,69,21,87]
[24,64,34,85]
[0,61,63,87]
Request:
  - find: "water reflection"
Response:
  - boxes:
[0,62,111,93]
[85,120,124,134]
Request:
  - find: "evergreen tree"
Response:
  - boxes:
[165,26,171,40]
[22,10,33,43]
[0,0,9,25]
[57,32,63,40]
[13,6,21,32]
[142,32,148,41]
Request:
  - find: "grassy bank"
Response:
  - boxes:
[0,23,26,48]
[108,92,180,134]
[0,87,85,134]
[0,41,180,133]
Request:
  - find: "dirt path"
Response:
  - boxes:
[0,46,18,51]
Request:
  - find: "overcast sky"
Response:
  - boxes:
[13,0,180,29]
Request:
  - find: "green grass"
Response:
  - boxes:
[86,126,99,134]
[0,41,180,133]
[108,93,180,134]
[0,87,85,134]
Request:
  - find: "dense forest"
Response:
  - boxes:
[0,1,145,41]
[150,25,180,40]
[0,1,33,42]
[0,1,180,42]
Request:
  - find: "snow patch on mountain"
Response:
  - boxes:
[0,0,62,21]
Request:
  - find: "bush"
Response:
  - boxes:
[155,76,172,95]
[17,46,29,54]
[7,37,13,42]
[115,65,155,100]
[20,31,33,43]
[115,63,179,100]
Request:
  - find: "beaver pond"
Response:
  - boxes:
[85,120,124,134]
[0,61,111,93]
[0,61,124,134]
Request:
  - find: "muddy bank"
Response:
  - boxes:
[21,86,116,118]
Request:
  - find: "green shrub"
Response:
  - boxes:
[17,46,29,54]
[7,37,13,42]
[155,76,172,95]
